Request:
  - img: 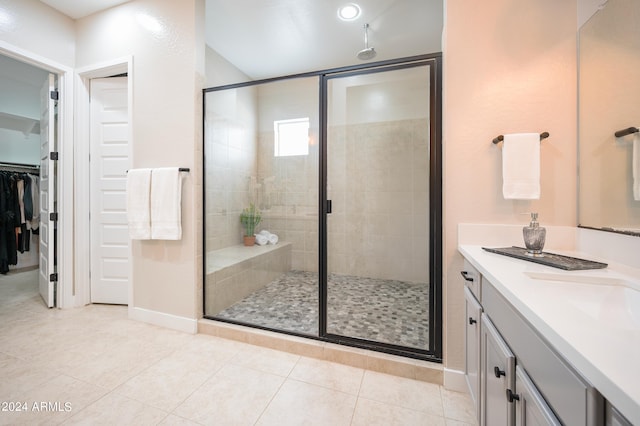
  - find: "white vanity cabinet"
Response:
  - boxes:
[461,262,603,426]
[481,314,515,426]
[513,365,561,426]
[462,260,482,417]
[464,287,482,415]
[605,403,633,426]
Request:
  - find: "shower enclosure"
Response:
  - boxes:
[203,55,442,361]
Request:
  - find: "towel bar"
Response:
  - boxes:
[493,132,549,145]
[126,168,190,172]
[614,127,639,138]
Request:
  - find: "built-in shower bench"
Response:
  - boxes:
[205,242,292,316]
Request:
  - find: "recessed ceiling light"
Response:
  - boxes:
[338,3,361,21]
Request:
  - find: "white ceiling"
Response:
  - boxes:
[205,0,442,79]
[38,0,131,19]
[37,0,442,79]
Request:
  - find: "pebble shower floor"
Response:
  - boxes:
[215,270,430,349]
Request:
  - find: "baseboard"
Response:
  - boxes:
[443,367,468,393]
[129,306,197,334]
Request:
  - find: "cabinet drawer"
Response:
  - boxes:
[483,280,602,426]
[461,259,482,300]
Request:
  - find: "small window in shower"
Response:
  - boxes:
[274,117,309,157]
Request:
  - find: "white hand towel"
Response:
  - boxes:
[633,132,640,201]
[150,167,184,240]
[502,133,541,199]
[126,168,152,239]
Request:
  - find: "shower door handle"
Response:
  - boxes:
[326,200,332,214]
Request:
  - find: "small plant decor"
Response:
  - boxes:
[240,203,262,246]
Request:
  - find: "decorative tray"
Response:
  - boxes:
[482,246,608,271]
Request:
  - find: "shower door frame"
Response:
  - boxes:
[202,53,443,362]
[319,56,442,361]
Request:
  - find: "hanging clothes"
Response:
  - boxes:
[0,172,19,273]
[28,174,39,232]
[0,171,38,274]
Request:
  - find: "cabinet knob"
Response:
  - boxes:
[468,317,477,325]
[460,271,474,282]
[506,389,520,403]
[494,366,506,378]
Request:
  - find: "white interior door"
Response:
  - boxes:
[39,74,56,308]
[90,77,129,304]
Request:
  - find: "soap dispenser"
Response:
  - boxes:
[523,213,546,256]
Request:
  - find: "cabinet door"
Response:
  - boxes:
[606,402,633,426]
[465,286,482,420]
[482,314,515,426]
[513,365,561,426]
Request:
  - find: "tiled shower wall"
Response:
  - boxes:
[256,118,430,283]
[327,118,430,283]
[205,86,258,251]
[205,78,430,284]
[256,125,319,272]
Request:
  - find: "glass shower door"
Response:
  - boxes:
[204,76,320,337]
[325,64,432,351]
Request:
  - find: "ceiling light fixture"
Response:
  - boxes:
[338,3,361,21]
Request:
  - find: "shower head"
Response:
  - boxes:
[357,23,376,60]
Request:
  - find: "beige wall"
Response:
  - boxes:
[443,0,577,370]
[76,0,205,320]
[205,46,251,87]
[0,0,75,67]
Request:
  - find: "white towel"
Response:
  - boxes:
[502,133,541,199]
[255,233,269,246]
[126,168,152,239]
[267,233,279,245]
[633,132,640,201]
[256,230,279,245]
[151,167,184,240]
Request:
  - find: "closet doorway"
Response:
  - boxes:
[88,76,130,305]
[75,60,132,307]
[0,54,57,308]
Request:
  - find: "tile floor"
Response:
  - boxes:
[0,270,477,425]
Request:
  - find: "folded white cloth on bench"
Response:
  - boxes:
[255,233,269,246]
[257,230,279,245]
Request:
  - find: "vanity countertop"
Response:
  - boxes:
[459,244,640,425]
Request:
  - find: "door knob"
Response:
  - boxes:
[468,317,477,325]
[494,366,506,378]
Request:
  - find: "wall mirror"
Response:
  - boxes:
[578,0,640,235]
